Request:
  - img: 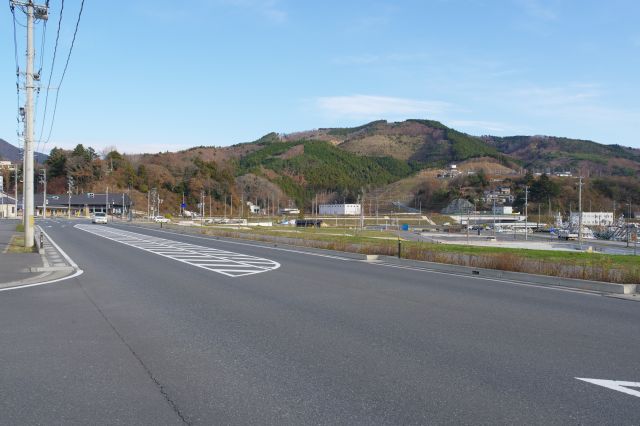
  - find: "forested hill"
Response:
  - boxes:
[1,119,639,214]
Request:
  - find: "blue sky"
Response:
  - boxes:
[2,0,640,154]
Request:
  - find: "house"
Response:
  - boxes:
[0,193,18,218]
[492,205,513,215]
[437,164,463,179]
[33,192,131,217]
[246,202,260,214]
[481,186,514,205]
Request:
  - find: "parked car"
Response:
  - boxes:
[92,212,108,224]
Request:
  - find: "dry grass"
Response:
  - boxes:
[5,235,36,253]
[154,223,640,285]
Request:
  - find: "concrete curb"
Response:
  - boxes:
[0,226,81,291]
[370,255,637,295]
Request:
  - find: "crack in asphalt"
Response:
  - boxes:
[75,278,191,425]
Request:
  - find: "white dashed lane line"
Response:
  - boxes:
[74,224,280,277]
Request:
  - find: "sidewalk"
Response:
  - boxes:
[0,219,77,290]
[0,219,44,286]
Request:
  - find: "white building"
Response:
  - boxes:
[569,212,614,227]
[246,202,260,214]
[319,203,361,216]
[0,193,18,218]
[492,205,513,215]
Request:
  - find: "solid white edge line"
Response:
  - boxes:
[39,225,80,269]
[0,226,83,293]
[371,262,599,296]
[0,269,84,293]
[120,224,602,297]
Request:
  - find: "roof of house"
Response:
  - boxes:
[35,192,131,207]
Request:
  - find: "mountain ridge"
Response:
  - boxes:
[1,119,639,214]
[0,138,49,164]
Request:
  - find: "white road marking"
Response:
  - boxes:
[0,226,83,293]
[576,378,640,398]
[75,224,280,278]
[115,225,602,296]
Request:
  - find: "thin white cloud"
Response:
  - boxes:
[500,83,640,142]
[509,84,600,107]
[218,0,287,23]
[515,0,558,21]
[332,52,430,66]
[316,95,451,120]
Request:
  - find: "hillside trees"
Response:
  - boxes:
[529,173,560,202]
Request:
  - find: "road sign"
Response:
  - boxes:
[181,203,186,208]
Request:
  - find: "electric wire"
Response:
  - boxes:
[11,3,23,149]
[42,0,85,152]
[37,0,64,150]
[35,19,48,154]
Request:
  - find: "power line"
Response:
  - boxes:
[34,18,48,154]
[10,3,22,146]
[37,0,64,151]
[42,0,85,153]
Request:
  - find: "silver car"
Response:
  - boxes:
[92,212,108,224]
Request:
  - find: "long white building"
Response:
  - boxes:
[569,212,614,226]
[319,203,361,216]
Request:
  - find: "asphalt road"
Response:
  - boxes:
[1,218,639,425]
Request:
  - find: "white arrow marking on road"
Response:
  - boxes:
[576,378,640,398]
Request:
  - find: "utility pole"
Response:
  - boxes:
[67,177,73,219]
[200,191,205,226]
[14,165,18,218]
[578,176,583,249]
[106,186,109,218]
[360,193,365,230]
[493,199,496,238]
[627,201,631,248]
[524,185,528,241]
[40,168,46,218]
[12,1,48,247]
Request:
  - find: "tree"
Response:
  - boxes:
[530,173,560,202]
[46,147,67,178]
